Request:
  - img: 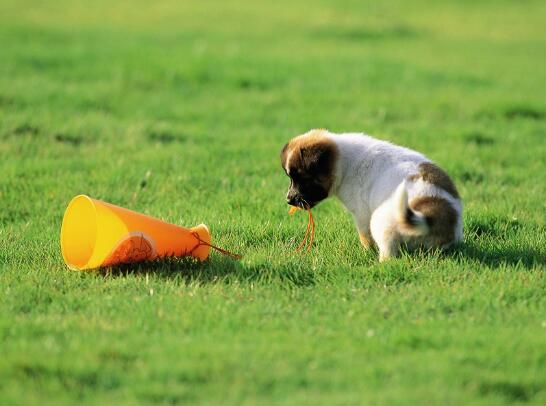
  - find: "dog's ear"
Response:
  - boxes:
[300,144,332,174]
[299,146,315,168]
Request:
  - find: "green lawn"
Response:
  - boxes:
[1,0,545,404]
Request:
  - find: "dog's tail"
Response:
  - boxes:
[393,180,429,237]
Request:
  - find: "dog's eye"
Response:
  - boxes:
[293,175,313,186]
[291,171,305,182]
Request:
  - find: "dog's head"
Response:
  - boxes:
[280,129,338,209]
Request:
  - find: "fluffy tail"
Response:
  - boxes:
[393,180,429,237]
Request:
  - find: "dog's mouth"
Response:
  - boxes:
[288,196,315,210]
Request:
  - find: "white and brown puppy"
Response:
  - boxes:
[280,129,462,261]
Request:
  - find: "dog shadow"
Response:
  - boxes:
[443,241,544,269]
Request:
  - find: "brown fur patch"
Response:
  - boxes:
[408,162,459,198]
[410,196,458,246]
[286,129,331,160]
[282,129,339,198]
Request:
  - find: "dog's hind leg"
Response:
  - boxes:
[370,203,401,261]
[377,237,401,262]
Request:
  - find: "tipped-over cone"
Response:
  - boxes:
[60,195,211,270]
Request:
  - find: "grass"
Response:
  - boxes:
[1,0,545,404]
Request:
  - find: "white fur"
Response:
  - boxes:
[323,131,463,261]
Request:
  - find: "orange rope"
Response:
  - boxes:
[292,207,315,254]
[307,208,315,253]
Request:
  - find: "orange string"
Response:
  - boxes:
[190,232,242,260]
[295,209,312,252]
[307,208,315,253]
[293,207,315,254]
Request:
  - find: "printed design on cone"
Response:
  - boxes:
[102,232,157,267]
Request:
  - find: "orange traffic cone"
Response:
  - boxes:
[60,195,212,270]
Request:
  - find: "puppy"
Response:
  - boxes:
[280,129,462,261]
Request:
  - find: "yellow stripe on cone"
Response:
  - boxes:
[60,195,211,270]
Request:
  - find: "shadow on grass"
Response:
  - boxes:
[94,233,544,284]
[97,255,320,287]
[445,241,545,269]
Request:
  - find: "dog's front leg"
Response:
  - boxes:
[354,214,373,249]
[359,232,372,248]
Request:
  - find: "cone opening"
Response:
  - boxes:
[60,195,98,270]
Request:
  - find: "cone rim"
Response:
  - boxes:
[191,223,211,261]
[60,194,98,270]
